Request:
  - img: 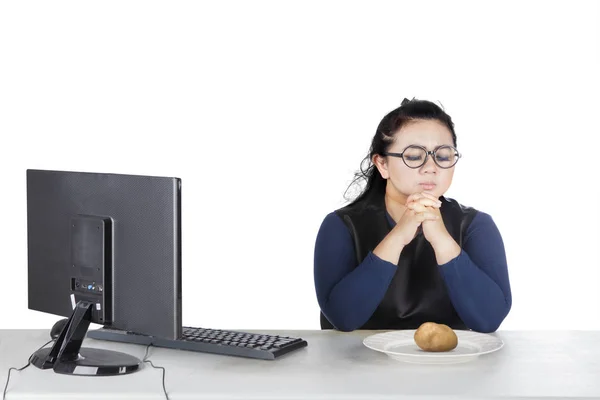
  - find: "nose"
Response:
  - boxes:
[420,153,438,173]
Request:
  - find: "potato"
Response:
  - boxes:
[414,322,458,352]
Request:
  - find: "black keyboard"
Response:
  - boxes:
[87,327,308,360]
[176,327,308,360]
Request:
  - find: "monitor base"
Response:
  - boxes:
[30,300,142,376]
[31,347,141,376]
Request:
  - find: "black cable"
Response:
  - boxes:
[143,343,169,400]
[4,340,169,400]
[3,339,53,400]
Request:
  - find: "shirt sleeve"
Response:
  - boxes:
[438,212,512,332]
[313,212,398,331]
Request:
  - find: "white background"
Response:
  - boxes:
[1,0,599,331]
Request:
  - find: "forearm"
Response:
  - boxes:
[315,212,399,332]
[373,227,407,264]
[439,250,511,332]
[430,233,462,265]
[318,252,397,331]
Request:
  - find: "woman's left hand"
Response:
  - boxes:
[406,192,451,247]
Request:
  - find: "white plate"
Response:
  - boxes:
[363,329,504,364]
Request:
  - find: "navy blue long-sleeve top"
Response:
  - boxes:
[314,210,512,333]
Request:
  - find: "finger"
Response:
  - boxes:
[415,212,440,222]
[420,192,442,204]
[407,202,440,214]
[407,198,441,208]
[407,202,429,213]
[415,215,438,223]
[405,193,424,204]
[406,192,441,207]
[405,208,423,221]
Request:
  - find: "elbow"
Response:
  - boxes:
[469,302,512,333]
[324,313,359,332]
[333,321,357,332]
[319,304,359,332]
[472,323,500,334]
[468,318,502,333]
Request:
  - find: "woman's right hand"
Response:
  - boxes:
[393,192,441,245]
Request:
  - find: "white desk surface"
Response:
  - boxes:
[1,329,599,399]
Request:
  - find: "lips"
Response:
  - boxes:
[419,182,437,191]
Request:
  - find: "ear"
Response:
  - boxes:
[372,154,390,179]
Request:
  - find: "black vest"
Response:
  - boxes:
[320,193,478,330]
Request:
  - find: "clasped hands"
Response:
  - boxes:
[405,192,451,247]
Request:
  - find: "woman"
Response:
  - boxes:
[314,98,511,333]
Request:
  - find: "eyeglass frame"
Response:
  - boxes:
[383,144,462,169]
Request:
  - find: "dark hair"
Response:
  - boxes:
[344,98,457,204]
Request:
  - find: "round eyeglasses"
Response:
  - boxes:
[384,145,461,169]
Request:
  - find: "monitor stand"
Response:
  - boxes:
[30,300,142,376]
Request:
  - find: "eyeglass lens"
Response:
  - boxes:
[403,145,458,168]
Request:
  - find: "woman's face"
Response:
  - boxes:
[374,119,457,200]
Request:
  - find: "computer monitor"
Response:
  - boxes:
[26,169,182,375]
